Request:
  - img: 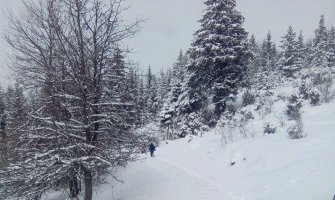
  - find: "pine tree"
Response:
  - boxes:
[187,0,249,118]
[3,86,14,133]
[327,26,335,68]
[246,34,261,86]
[311,15,328,68]
[0,89,6,139]
[279,26,301,78]
[160,51,189,138]
[296,31,307,69]
[260,32,278,72]
[145,66,159,119]
[127,66,147,127]
[11,84,27,131]
[173,50,188,83]
[109,47,138,128]
[259,32,279,88]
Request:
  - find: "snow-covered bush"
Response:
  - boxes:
[274,112,286,127]
[238,110,254,138]
[257,95,274,119]
[299,82,310,99]
[200,106,217,128]
[216,111,237,145]
[182,112,209,137]
[286,94,302,120]
[317,77,334,103]
[309,89,321,105]
[264,122,276,134]
[240,109,254,121]
[242,90,256,106]
[287,121,305,139]
[312,70,335,103]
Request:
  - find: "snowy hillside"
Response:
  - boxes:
[47,97,335,200]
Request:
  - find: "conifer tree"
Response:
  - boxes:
[311,15,328,68]
[246,34,261,86]
[145,66,159,119]
[258,32,279,88]
[0,90,6,139]
[327,26,335,68]
[280,26,301,78]
[11,84,27,131]
[187,0,249,118]
[127,66,147,127]
[160,51,189,137]
[296,31,307,69]
[260,32,278,71]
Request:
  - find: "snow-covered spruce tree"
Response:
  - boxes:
[187,0,249,119]
[311,15,328,68]
[10,83,28,132]
[258,32,279,88]
[0,0,143,200]
[0,90,6,139]
[245,34,261,87]
[279,26,301,78]
[108,47,138,128]
[145,66,160,119]
[297,32,307,69]
[327,26,335,68]
[160,51,189,138]
[3,86,14,134]
[127,66,147,127]
[0,84,28,137]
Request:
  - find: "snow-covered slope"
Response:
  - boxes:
[47,98,335,200]
[85,99,335,200]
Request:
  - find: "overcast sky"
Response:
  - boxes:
[0,0,335,86]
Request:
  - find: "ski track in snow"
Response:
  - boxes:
[147,157,239,200]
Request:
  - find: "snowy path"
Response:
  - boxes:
[147,158,236,200]
[99,156,237,200]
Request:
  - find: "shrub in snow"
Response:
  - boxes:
[274,112,286,127]
[216,111,237,145]
[182,112,209,137]
[237,110,254,138]
[317,78,334,103]
[240,109,254,121]
[312,70,335,102]
[227,104,237,114]
[286,94,302,120]
[287,121,305,139]
[201,106,217,128]
[258,96,274,119]
[299,82,310,99]
[309,89,321,105]
[264,90,274,97]
[263,122,276,134]
[242,90,256,106]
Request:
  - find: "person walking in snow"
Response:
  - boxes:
[149,143,156,157]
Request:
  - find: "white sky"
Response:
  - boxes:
[0,0,335,85]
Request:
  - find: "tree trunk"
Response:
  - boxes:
[84,170,93,200]
[69,175,80,199]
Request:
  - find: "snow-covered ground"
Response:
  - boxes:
[73,98,335,200]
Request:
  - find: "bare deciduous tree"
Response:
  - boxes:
[0,0,144,199]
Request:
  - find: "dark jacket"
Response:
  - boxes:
[149,143,155,152]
